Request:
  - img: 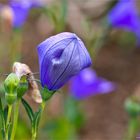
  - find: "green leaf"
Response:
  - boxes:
[4,106,8,121]
[21,98,34,122]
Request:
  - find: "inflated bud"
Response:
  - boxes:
[37,32,92,91]
[4,73,20,105]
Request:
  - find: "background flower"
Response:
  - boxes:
[0,0,44,28]
[9,2,30,28]
[9,0,43,8]
[70,68,116,99]
[108,0,140,42]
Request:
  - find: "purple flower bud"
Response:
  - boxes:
[37,32,92,91]
[70,68,116,100]
[108,0,140,42]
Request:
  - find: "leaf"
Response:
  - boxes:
[21,98,34,122]
[4,106,8,121]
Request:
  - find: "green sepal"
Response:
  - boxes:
[41,87,55,101]
[21,98,34,122]
[5,93,17,105]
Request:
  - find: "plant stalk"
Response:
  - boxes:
[11,99,20,140]
[5,105,12,140]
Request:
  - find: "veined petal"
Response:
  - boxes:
[37,32,92,90]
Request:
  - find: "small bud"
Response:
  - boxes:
[4,73,20,105]
[17,75,28,99]
[125,98,140,117]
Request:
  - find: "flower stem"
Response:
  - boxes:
[0,98,6,139]
[11,99,20,140]
[5,105,12,140]
[125,117,140,140]
[31,101,46,140]
[31,129,37,140]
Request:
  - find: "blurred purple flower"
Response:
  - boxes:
[9,0,43,8]
[37,32,92,91]
[9,2,30,28]
[108,0,140,42]
[7,0,43,28]
[70,68,116,99]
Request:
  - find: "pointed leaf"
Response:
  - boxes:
[21,98,34,122]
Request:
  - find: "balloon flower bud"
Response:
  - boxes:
[37,32,92,91]
[4,73,20,105]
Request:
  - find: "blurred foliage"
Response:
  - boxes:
[15,119,31,140]
[44,0,67,33]
[39,96,84,140]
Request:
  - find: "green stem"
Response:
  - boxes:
[125,117,140,140]
[5,105,12,140]
[0,98,6,139]
[31,101,46,140]
[31,129,36,140]
[11,99,20,140]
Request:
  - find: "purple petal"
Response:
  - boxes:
[37,32,92,91]
[70,68,116,100]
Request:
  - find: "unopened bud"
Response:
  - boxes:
[125,98,140,117]
[4,73,20,105]
[17,75,28,99]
